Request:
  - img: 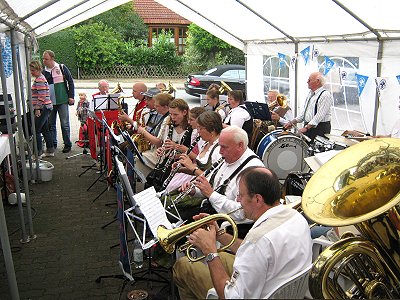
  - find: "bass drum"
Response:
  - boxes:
[256,130,309,179]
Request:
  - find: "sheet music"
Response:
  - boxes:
[92,93,120,110]
[133,187,173,237]
[304,150,341,172]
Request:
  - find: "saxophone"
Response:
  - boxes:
[131,110,151,152]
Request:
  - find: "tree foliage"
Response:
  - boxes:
[184,23,244,68]
[37,29,78,77]
[73,22,123,69]
[83,3,147,44]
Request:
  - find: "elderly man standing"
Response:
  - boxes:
[284,72,333,141]
[173,166,312,299]
[42,50,75,153]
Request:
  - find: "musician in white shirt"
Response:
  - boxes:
[173,167,312,299]
[285,72,333,141]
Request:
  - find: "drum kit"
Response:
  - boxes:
[253,128,361,196]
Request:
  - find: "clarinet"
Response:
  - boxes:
[162,135,201,188]
[167,157,224,209]
[155,121,175,170]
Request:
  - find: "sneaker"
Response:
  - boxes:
[62,146,71,153]
[43,151,55,157]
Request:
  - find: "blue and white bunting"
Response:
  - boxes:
[312,46,320,61]
[290,54,297,70]
[300,46,310,66]
[396,74,400,84]
[356,73,369,97]
[278,52,286,69]
[323,56,335,75]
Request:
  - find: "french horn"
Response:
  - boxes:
[302,138,400,299]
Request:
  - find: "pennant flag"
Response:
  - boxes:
[278,52,286,68]
[312,46,320,61]
[356,73,369,96]
[1,35,13,78]
[338,68,348,86]
[290,54,297,70]
[300,46,310,66]
[324,56,335,75]
[396,74,400,84]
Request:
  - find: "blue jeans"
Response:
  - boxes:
[49,103,72,147]
[35,106,54,153]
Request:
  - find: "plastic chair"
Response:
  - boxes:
[206,264,312,299]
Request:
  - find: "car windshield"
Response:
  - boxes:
[204,68,217,75]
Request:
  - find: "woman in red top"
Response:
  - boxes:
[29,60,54,158]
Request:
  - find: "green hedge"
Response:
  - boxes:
[37,29,78,78]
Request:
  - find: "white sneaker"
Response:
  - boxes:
[43,151,55,157]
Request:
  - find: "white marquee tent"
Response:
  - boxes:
[0,1,399,298]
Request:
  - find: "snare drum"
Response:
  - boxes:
[256,130,309,179]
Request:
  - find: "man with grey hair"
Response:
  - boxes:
[181,126,265,223]
[284,71,333,141]
[92,79,109,98]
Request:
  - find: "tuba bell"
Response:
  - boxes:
[268,93,287,110]
[111,82,124,94]
[302,138,400,299]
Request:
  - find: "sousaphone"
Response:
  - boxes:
[302,138,400,299]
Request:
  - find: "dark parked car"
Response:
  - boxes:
[184,64,246,97]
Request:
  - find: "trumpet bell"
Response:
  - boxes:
[302,138,400,227]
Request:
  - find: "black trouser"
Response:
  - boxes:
[304,121,331,142]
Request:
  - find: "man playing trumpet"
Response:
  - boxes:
[173,166,312,299]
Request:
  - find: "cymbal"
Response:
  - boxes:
[325,134,359,147]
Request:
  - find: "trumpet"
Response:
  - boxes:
[168,157,224,209]
[268,93,287,110]
[157,207,241,262]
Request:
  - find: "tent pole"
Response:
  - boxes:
[10,29,32,243]
[372,40,383,135]
[0,33,21,300]
[293,42,299,117]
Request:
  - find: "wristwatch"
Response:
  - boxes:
[206,252,219,263]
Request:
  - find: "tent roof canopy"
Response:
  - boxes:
[155,0,400,49]
[0,0,399,45]
[0,0,131,37]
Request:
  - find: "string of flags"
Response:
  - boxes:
[277,46,400,97]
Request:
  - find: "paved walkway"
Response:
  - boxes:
[0,96,174,299]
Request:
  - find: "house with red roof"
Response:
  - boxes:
[133,0,191,55]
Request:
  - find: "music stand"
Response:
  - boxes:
[124,186,183,284]
[92,93,121,111]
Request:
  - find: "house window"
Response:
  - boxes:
[149,26,187,55]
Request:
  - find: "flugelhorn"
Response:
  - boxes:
[268,93,287,110]
[157,208,240,262]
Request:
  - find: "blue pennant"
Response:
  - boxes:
[300,46,310,66]
[278,52,286,69]
[396,74,400,84]
[355,73,369,97]
[323,56,335,75]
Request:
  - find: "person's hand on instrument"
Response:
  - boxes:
[195,175,214,198]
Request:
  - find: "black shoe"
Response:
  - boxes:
[62,146,71,153]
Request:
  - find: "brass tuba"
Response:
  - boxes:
[111,82,124,94]
[157,212,238,262]
[302,138,400,299]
